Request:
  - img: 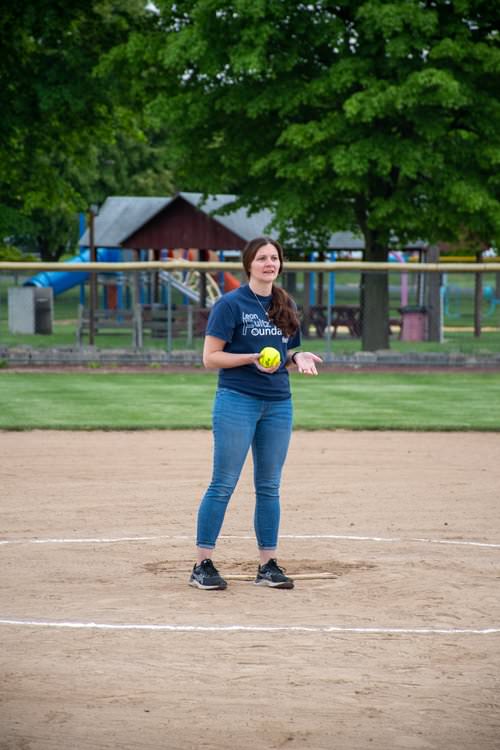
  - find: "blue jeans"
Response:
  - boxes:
[196,388,293,550]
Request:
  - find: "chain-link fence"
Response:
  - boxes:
[1,260,500,364]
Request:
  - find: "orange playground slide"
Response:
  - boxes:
[207,250,241,292]
[221,272,240,291]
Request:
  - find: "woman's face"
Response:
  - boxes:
[249,243,281,284]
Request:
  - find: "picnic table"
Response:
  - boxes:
[309,305,362,338]
[307,305,402,338]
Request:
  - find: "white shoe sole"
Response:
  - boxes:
[254,578,294,589]
[189,578,227,590]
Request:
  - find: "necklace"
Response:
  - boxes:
[249,286,271,319]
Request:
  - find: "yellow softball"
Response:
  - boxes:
[259,346,281,368]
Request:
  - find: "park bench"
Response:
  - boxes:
[76,304,208,347]
[76,305,143,347]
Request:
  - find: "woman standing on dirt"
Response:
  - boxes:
[189,236,322,591]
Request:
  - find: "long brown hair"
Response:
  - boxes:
[242,237,300,337]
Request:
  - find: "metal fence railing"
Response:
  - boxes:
[1,261,500,361]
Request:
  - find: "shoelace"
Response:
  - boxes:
[200,559,218,575]
[263,558,285,574]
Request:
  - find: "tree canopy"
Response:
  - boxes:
[0,0,172,260]
[3,1,500,348]
[109,0,500,348]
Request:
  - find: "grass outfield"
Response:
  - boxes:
[0,370,499,430]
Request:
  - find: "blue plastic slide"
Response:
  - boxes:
[24,247,122,296]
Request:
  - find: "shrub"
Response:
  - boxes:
[0,245,39,262]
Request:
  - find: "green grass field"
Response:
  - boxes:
[1,371,499,431]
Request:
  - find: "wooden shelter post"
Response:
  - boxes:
[88,207,98,345]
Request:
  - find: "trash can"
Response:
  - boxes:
[8,287,54,334]
[399,305,427,342]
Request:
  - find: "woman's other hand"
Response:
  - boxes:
[293,352,322,376]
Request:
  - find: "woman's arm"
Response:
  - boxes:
[203,335,261,370]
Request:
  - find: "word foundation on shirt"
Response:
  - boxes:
[242,312,283,337]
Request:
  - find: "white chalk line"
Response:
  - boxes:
[0,533,499,549]
[284,534,500,549]
[0,618,498,636]
[0,535,170,546]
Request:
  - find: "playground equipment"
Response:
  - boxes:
[159,268,220,305]
[483,285,500,318]
[443,280,500,319]
[24,247,122,296]
[22,245,241,345]
[24,246,241,310]
[157,249,240,307]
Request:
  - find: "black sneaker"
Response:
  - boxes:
[255,559,294,589]
[189,559,228,590]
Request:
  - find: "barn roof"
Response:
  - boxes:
[79,196,172,247]
[79,192,274,249]
[79,192,425,251]
[180,193,275,243]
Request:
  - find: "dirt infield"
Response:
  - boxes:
[1,430,499,750]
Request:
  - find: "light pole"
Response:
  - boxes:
[88,204,99,345]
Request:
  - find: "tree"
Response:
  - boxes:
[0,0,170,260]
[110,0,500,349]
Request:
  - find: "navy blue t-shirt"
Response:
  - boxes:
[206,284,301,400]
